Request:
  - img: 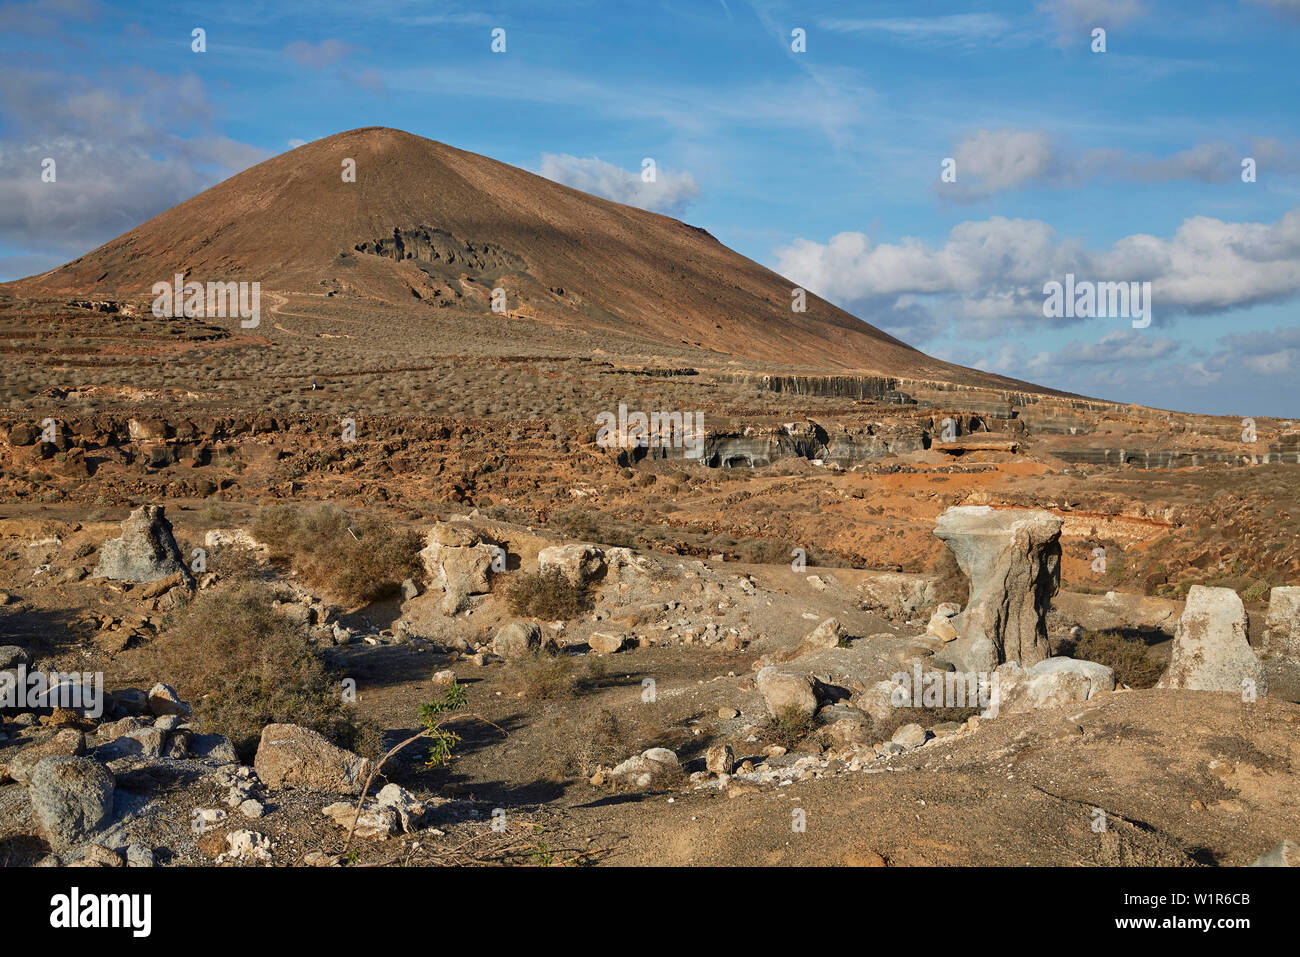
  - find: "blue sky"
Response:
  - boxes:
[2,0,1298,416]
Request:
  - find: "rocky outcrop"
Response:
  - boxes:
[253,724,373,795]
[857,571,938,620]
[934,506,1063,671]
[92,505,191,584]
[1264,586,1300,661]
[419,521,500,615]
[1157,586,1266,694]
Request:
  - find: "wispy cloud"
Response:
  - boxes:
[283,38,352,68]
[818,14,1024,49]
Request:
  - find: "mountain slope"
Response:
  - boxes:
[5,127,1051,391]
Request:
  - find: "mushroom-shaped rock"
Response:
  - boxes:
[933,506,1062,671]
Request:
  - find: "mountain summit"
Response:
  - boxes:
[6,127,1046,389]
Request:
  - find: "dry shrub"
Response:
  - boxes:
[503,568,589,619]
[762,705,818,750]
[500,651,577,701]
[563,708,629,776]
[250,505,421,607]
[869,705,978,743]
[1066,630,1164,689]
[143,582,375,759]
[499,650,606,701]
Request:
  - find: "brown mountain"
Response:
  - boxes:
[4,127,1057,393]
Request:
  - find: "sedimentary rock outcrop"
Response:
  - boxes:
[934,506,1063,671]
[419,520,500,615]
[92,505,191,584]
[1157,585,1266,694]
[1264,586,1300,661]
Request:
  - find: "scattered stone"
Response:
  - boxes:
[926,612,959,642]
[125,844,155,867]
[254,723,373,795]
[492,621,542,660]
[189,733,239,765]
[7,729,86,785]
[221,830,273,863]
[431,669,456,686]
[322,802,398,840]
[797,617,845,654]
[29,756,115,851]
[376,782,428,832]
[588,631,625,654]
[0,645,30,669]
[80,844,123,867]
[1250,840,1299,867]
[853,677,905,724]
[1157,586,1267,694]
[934,505,1063,671]
[706,744,734,775]
[717,706,739,720]
[238,798,265,819]
[891,723,928,749]
[146,682,190,717]
[609,747,680,789]
[756,667,818,717]
[110,687,149,715]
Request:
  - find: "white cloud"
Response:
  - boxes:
[0,67,267,265]
[938,129,1287,201]
[950,130,1054,198]
[774,208,1300,340]
[538,154,700,216]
